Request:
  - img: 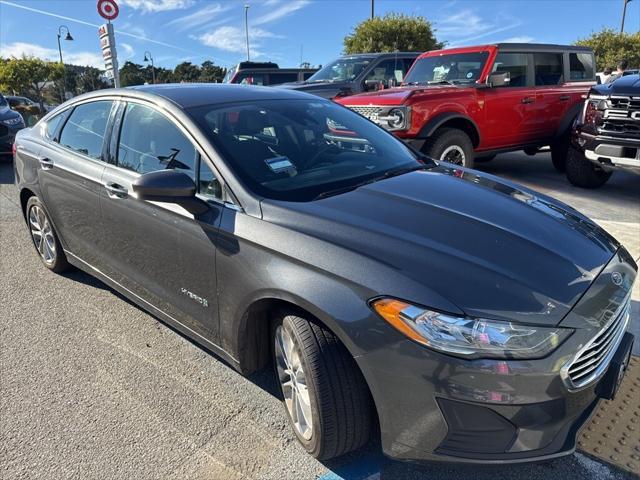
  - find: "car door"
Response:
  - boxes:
[99,101,223,340]
[38,100,115,267]
[480,52,539,148]
[532,52,567,138]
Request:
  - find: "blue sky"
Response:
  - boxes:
[0,0,638,71]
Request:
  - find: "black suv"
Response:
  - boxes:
[567,73,640,187]
[278,52,419,99]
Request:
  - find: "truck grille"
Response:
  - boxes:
[564,298,630,390]
[601,96,640,139]
[347,105,382,120]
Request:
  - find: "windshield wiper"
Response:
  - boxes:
[427,80,458,85]
[314,184,362,200]
[380,163,432,179]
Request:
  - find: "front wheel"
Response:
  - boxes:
[565,147,612,188]
[273,312,372,460]
[422,128,474,168]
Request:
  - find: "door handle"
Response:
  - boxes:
[559,95,570,101]
[521,97,535,104]
[39,157,54,170]
[104,182,128,198]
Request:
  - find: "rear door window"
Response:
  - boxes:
[269,72,298,84]
[534,53,564,85]
[58,101,113,159]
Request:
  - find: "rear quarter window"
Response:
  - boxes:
[569,53,595,81]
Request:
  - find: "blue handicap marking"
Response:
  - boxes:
[319,451,387,480]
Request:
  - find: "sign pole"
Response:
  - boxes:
[97,0,120,88]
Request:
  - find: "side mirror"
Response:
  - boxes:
[364,79,384,92]
[132,169,208,215]
[488,72,510,87]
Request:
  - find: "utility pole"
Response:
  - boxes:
[621,0,633,32]
[371,0,374,19]
[56,25,73,102]
[244,4,250,61]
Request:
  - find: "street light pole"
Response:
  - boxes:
[371,0,374,19]
[143,51,156,84]
[244,4,250,61]
[57,25,73,103]
[621,0,633,32]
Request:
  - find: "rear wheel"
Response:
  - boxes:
[422,128,474,168]
[26,196,69,273]
[273,312,372,460]
[565,147,612,189]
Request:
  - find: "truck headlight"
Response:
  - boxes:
[378,107,410,131]
[371,298,572,359]
[583,96,606,127]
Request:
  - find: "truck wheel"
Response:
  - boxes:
[551,130,571,173]
[423,128,474,168]
[566,147,612,189]
[273,312,372,460]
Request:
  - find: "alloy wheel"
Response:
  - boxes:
[440,145,466,165]
[275,325,313,440]
[29,205,56,265]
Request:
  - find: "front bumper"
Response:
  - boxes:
[572,128,640,173]
[355,249,637,464]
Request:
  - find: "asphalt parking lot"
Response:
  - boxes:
[1,152,638,480]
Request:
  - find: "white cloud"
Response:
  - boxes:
[167,3,231,31]
[436,9,522,44]
[252,0,309,26]
[120,42,135,60]
[120,0,194,13]
[196,26,281,58]
[0,41,103,68]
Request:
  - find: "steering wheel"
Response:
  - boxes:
[304,144,341,169]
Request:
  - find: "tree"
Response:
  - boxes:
[119,61,147,87]
[199,60,226,83]
[0,56,64,111]
[173,62,201,82]
[344,13,443,54]
[575,28,640,71]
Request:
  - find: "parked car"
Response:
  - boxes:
[222,61,318,86]
[335,43,596,171]
[0,93,26,156]
[278,52,420,99]
[14,84,636,464]
[6,95,45,126]
[567,73,640,188]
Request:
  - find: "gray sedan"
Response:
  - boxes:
[13,84,636,464]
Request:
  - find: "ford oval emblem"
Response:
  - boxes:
[611,272,623,286]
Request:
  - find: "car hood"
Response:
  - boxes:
[262,164,619,326]
[277,81,355,99]
[593,74,640,96]
[336,85,472,106]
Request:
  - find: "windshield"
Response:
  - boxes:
[189,99,425,201]
[403,52,490,85]
[222,66,237,84]
[0,94,7,107]
[307,57,374,83]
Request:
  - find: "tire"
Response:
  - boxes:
[565,147,612,189]
[551,130,571,173]
[475,154,496,163]
[25,196,70,273]
[272,312,372,460]
[422,128,474,168]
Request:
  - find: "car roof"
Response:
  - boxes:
[495,43,592,53]
[340,52,419,58]
[118,83,321,108]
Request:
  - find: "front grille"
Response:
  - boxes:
[347,105,382,120]
[564,298,630,389]
[601,96,640,139]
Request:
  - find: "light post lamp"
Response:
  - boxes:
[143,51,156,84]
[621,0,634,32]
[244,4,250,61]
[57,25,73,102]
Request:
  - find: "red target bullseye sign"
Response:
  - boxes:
[97,0,119,21]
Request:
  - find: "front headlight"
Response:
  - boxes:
[371,298,572,359]
[2,116,24,126]
[582,95,607,127]
[378,106,410,131]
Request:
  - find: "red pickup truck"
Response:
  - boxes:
[335,43,596,171]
